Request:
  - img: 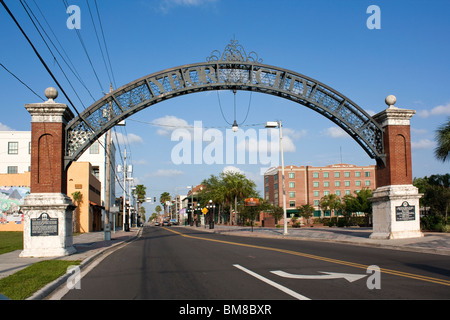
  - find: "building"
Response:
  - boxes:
[264,163,376,218]
[0,131,31,174]
[0,130,117,232]
[67,162,103,232]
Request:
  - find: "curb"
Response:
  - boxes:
[26,227,142,300]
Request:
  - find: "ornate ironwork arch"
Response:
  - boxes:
[64,40,384,169]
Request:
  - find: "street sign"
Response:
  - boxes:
[202,208,208,214]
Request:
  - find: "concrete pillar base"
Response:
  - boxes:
[370,185,423,240]
[20,193,76,258]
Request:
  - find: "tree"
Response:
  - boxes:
[342,189,373,226]
[434,117,450,163]
[297,204,315,224]
[159,192,171,217]
[414,174,450,227]
[133,185,146,225]
[71,191,83,232]
[220,171,257,225]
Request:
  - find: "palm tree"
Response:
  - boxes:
[221,171,257,225]
[134,185,146,225]
[435,117,450,162]
[159,192,171,218]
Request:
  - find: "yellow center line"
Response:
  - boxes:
[162,227,450,287]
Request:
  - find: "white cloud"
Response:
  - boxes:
[153,115,191,137]
[411,139,436,150]
[115,132,143,145]
[222,166,243,174]
[418,103,450,118]
[322,126,349,138]
[0,122,14,131]
[150,169,184,177]
[411,128,428,135]
[158,0,217,12]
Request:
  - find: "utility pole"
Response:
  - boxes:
[104,83,113,240]
[123,146,127,231]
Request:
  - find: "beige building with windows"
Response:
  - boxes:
[264,163,376,217]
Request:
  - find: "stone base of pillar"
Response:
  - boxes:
[370,185,423,240]
[20,193,76,258]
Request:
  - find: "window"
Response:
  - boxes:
[289,201,296,208]
[314,191,320,197]
[345,181,350,187]
[274,173,278,181]
[344,171,350,178]
[313,172,319,178]
[265,176,269,184]
[324,191,330,196]
[365,171,371,177]
[365,180,371,186]
[345,190,351,195]
[323,172,329,178]
[355,180,361,186]
[92,166,100,180]
[289,191,295,198]
[334,172,340,178]
[8,142,18,154]
[314,200,320,206]
[289,172,295,179]
[335,181,340,187]
[313,182,319,188]
[324,181,329,187]
[28,142,31,154]
[335,190,341,196]
[289,182,295,188]
[355,171,361,177]
[90,141,100,154]
[7,166,18,174]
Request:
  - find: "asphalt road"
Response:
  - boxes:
[62,225,450,301]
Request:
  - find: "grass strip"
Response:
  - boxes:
[0,260,80,300]
[0,232,23,255]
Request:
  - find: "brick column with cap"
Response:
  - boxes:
[370,95,423,240]
[20,88,77,257]
[25,87,74,194]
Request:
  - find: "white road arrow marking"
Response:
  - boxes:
[271,270,368,283]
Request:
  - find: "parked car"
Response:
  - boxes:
[162,220,171,226]
[154,221,160,226]
[170,219,178,225]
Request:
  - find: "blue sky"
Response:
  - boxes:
[1,0,449,213]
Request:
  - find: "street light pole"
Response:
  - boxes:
[266,120,288,235]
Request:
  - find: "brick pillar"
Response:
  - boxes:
[370,95,423,239]
[20,88,77,257]
[25,87,74,194]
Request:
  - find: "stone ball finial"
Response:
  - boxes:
[44,87,58,101]
[385,95,396,108]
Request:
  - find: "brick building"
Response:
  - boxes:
[264,163,376,217]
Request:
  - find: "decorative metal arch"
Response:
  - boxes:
[64,40,384,169]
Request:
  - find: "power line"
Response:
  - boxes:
[0,0,82,117]
[86,0,112,87]
[19,0,87,108]
[62,0,105,94]
[31,0,96,103]
[94,0,117,89]
[0,62,44,101]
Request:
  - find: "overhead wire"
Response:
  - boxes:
[0,62,45,101]
[0,0,83,118]
[19,0,87,108]
[31,0,96,103]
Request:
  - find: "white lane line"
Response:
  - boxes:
[233,264,311,300]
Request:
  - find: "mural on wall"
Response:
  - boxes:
[0,186,29,224]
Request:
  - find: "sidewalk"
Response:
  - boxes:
[0,227,142,299]
[179,224,450,256]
